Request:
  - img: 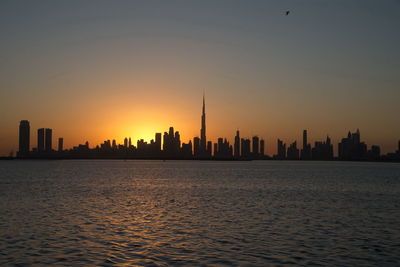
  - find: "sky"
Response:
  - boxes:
[1,0,399,156]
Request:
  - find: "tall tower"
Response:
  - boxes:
[58,137,63,152]
[303,130,307,152]
[234,130,240,158]
[45,128,52,152]
[200,94,206,153]
[37,128,45,152]
[18,120,30,157]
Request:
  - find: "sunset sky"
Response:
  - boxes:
[1,0,399,156]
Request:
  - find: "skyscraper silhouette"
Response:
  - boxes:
[155,133,162,152]
[193,137,200,156]
[338,129,367,160]
[58,137,63,152]
[37,128,45,152]
[301,130,311,160]
[276,139,286,159]
[200,94,207,155]
[18,120,30,157]
[45,128,52,152]
[234,130,240,158]
[252,136,259,157]
[260,139,265,156]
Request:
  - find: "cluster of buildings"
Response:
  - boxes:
[16,97,400,161]
[17,120,64,158]
[274,130,334,160]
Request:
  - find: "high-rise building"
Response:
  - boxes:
[112,139,117,149]
[207,141,212,156]
[124,138,128,148]
[311,136,333,160]
[241,138,251,158]
[252,136,259,157]
[287,141,299,160]
[301,130,312,160]
[37,128,45,152]
[155,133,162,152]
[234,130,240,158]
[45,128,52,152]
[338,129,367,160]
[163,127,181,157]
[174,131,181,154]
[58,137,63,152]
[213,143,218,157]
[260,139,265,156]
[276,139,286,159]
[18,120,30,157]
[200,94,207,155]
[181,141,193,158]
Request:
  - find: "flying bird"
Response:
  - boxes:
[286,10,290,16]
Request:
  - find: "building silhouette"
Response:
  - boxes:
[155,133,162,152]
[181,140,193,158]
[193,137,200,157]
[241,138,251,158]
[368,145,381,160]
[124,137,128,148]
[18,120,30,157]
[260,139,265,156]
[45,128,52,151]
[207,141,212,157]
[12,96,400,162]
[338,129,367,160]
[252,136,259,158]
[200,94,207,156]
[37,128,45,152]
[312,136,334,160]
[301,130,312,160]
[58,137,63,152]
[287,141,299,160]
[163,127,181,158]
[234,130,240,158]
[214,138,232,159]
[275,139,286,159]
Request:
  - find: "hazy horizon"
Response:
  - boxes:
[1,0,399,156]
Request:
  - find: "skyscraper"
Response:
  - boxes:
[200,94,206,155]
[45,128,52,151]
[207,141,212,157]
[155,133,162,152]
[193,137,200,156]
[252,136,259,157]
[18,120,30,157]
[234,130,240,158]
[287,141,299,160]
[58,137,63,152]
[301,129,311,160]
[37,128,45,152]
[260,139,265,156]
[276,139,286,159]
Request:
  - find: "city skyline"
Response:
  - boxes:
[1,1,400,156]
[13,95,400,161]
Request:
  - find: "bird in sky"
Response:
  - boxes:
[286,10,290,16]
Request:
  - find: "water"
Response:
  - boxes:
[0,160,399,266]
